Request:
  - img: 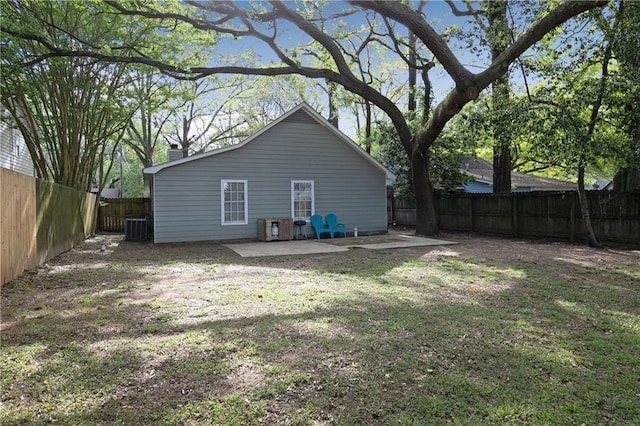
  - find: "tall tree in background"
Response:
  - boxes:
[227,74,326,135]
[458,1,634,246]
[611,0,640,192]
[486,0,513,193]
[1,0,214,191]
[446,0,523,192]
[163,76,254,157]
[0,0,134,190]
[10,0,606,235]
[124,68,176,169]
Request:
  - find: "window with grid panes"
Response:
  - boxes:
[291,180,314,219]
[221,180,248,225]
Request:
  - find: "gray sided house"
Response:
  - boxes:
[144,104,393,243]
[1,109,34,176]
[461,156,577,193]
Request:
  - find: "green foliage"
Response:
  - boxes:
[224,74,326,137]
[96,143,166,197]
[610,0,640,170]
[524,1,635,180]
[0,0,216,190]
[368,117,470,198]
[455,1,638,186]
[1,0,136,190]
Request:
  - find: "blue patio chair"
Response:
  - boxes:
[325,213,347,238]
[310,214,332,239]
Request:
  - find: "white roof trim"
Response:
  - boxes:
[144,103,395,179]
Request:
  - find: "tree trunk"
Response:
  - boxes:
[327,80,339,128]
[181,116,190,158]
[364,100,372,154]
[493,142,512,192]
[577,164,601,247]
[614,9,640,194]
[488,0,512,193]
[408,30,417,115]
[411,148,438,236]
[577,7,615,247]
[421,68,431,122]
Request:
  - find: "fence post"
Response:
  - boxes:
[570,192,576,243]
[468,196,473,232]
[512,193,518,237]
[391,192,395,225]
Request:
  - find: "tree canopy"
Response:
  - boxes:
[2,0,615,237]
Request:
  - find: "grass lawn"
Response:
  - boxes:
[1,232,639,425]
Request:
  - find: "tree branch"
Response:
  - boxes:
[474,0,608,89]
[349,0,475,91]
[444,0,483,17]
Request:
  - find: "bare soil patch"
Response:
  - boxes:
[2,229,638,425]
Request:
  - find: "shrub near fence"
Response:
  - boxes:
[1,167,96,285]
[98,197,151,232]
[388,191,640,247]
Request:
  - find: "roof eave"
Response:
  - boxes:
[144,103,395,180]
[296,104,394,179]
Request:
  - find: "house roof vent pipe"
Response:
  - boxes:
[167,144,183,162]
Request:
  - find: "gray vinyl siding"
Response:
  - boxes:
[152,116,387,243]
[0,118,34,176]
[462,181,492,193]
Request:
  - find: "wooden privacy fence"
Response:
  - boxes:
[388,191,640,246]
[98,197,151,232]
[1,167,97,285]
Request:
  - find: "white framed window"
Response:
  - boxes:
[221,180,248,225]
[291,180,314,220]
[13,131,21,158]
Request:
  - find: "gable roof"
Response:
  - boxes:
[144,103,394,179]
[462,156,577,190]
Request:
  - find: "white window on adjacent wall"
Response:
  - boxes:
[221,180,248,225]
[291,180,314,220]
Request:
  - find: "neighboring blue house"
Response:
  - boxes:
[461,157,577,193]
[1,110,34,176]
[144,104,394,243]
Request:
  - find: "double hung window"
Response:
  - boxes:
[291,180,314,220]
[221,180,248,225]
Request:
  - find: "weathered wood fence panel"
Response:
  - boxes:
[1,168,37,285]
[390,197,417,227]
[1,167,97,285]
[98,198,151,232]
[587,191,640,244]
[388,191,640,246]
[36,180,97,265]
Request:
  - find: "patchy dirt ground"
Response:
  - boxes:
[47,227,640,271]
[5,228,638,328]
[1,229,639,425]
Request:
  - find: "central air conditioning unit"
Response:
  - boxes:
[125,218,148,241]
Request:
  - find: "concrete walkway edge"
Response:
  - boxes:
[224,236,456,258]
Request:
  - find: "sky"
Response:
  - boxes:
[195,1,527,139]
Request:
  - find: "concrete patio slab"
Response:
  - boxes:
[224,240,349,257]
[225,235,456,257]
[349,236,457,250]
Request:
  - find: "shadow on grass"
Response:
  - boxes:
[1,234,638,424]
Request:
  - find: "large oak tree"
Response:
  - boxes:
[5,0,607,234]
